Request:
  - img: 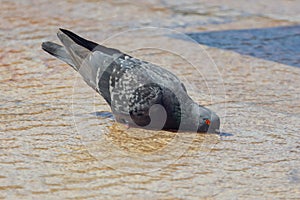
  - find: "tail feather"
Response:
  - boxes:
[58,28,122,55]
[58,28,98,51]
[56,29,91,69]
[41,42,77,69]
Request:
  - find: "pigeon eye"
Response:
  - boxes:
[204,119,211,125]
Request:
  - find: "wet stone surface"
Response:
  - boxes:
[0,0,299,199]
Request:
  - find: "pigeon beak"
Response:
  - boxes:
[208,112,220,133]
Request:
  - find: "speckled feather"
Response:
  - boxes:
[99,54,187,129]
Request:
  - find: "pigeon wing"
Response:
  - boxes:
[113,83,163,127]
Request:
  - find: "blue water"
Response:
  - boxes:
[186,25,300,67]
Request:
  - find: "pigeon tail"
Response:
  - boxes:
[42,29,126,98]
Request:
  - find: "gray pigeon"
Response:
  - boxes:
[42,29,220,133]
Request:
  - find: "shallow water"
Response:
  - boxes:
[1,0,300,199]
[187,25,300,67]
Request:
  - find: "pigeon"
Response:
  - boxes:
[42,29,220,133]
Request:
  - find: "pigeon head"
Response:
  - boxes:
[198,110,220,133]
[190,104,220,133]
